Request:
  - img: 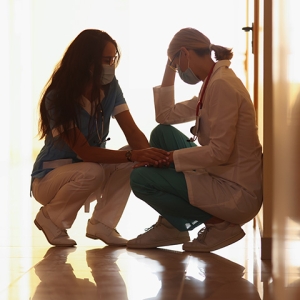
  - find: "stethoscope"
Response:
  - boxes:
[188,63,215,142]
[95,102,110,146]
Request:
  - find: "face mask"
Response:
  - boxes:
[101,64,115,85]
[177,53,200,85]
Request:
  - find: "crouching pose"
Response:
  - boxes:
[31,29,169,247]
[127,27,262,252]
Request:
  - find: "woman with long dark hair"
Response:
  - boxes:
[31,29,169,247]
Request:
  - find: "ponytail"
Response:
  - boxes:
[210,44,233,60]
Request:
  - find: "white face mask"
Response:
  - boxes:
[177,52,200,85]
[101,64,115,85]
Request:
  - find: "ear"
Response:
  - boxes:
[180,47,189,58]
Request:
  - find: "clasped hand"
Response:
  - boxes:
[131,147,173,169]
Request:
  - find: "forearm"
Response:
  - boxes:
[80,147,130,164]
[153,85,197,124]
[63,127,169,165]
[161,62,176,87]
[127,129,150,149]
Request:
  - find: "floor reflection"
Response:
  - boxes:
[127,249,261,299]
[86,247,128,299]
[29,246,264,300]
[0,161,277,299]
[32,247,96,300]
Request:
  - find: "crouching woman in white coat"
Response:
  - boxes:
[127,28,263,252]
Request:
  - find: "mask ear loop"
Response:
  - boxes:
[178,50,190,72]
[178,51,182,71]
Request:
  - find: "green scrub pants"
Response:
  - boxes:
[130,124,212,231]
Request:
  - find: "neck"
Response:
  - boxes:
[206,59,216,73]
[196,57,215,81]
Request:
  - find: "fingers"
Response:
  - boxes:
[149,147,169,155]
[132,148,171,166]
[133,161,170,169]
[133,162,150,169]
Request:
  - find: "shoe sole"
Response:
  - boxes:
[34,219,76,247]
[183,230,245,252]
[86,233,127,247]
[126,236,190,249]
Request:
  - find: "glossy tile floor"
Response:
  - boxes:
[0,161,283,299]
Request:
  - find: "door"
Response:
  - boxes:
[244,0,273,260]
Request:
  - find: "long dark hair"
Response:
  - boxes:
[38,29,120,141]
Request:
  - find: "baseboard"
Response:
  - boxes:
[254,216,272,260]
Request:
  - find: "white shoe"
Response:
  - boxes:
[86,219,127,246]
[182,221,245,252]
[34,208,76,247]
[127,216,190,249]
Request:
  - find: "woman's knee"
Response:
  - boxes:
[130,168,145,186]
[150,124,194,151]
[150,124,171,141]
[150,124,174,148]
[130,167,155,193]
[78,163,105,187]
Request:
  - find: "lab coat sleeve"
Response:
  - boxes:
[174,79,239,171]
[153,85,198,125]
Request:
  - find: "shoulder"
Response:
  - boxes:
[106,77,123,95]
[106,77,126,103]
[211,63,245,92]
[109,77,120,89]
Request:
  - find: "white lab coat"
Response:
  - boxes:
[153,60,262,224]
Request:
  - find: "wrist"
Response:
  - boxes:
[169,151,174,163]
[125,150,133,162]
[168,64,177,72]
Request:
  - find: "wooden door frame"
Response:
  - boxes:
[253,0,273,260]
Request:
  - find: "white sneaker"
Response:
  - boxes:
[34,208,76,247]
[182,221,245,252]
[86,219,127,246]
[127,216,190,249]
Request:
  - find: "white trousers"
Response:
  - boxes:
[31,160,133,230]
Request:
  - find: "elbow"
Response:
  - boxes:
[156,113,170,125]
[210,146,233,164]
[156,119,169,125]
[75,151,94,163]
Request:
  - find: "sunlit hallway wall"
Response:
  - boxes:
[272,0,300,299]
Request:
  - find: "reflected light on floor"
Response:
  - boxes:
[117,252,162,299]
[185,256,206,282]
